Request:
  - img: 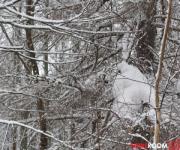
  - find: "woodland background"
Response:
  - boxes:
[0,0,179,150]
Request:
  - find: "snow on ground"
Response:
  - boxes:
[113,61,155,122]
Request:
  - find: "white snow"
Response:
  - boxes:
[146,109,156,124]
[113,61,155,122]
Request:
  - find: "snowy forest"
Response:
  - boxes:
[0,0,180,149]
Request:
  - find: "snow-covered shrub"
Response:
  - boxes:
[113,61,155,123]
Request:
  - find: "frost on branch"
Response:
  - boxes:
[112,61,155,124]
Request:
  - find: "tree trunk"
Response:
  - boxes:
[37,99,48,150]
[20,111,29,150]
[135,1,157,73]
[12,127,16,150]
[43,0,49,76]
[25,0,48,149]
[154,0,172,146]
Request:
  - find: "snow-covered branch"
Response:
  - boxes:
[0,119,79,150]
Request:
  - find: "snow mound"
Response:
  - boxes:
[113,61,155,122]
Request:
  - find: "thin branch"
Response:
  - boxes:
[0,119,83,150]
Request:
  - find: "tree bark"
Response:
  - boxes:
[25,0,47,149]
[154,0,172,146]
[43,0,49,76]
[12,127,17,150]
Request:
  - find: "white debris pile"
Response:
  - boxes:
[112,61,156,123]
